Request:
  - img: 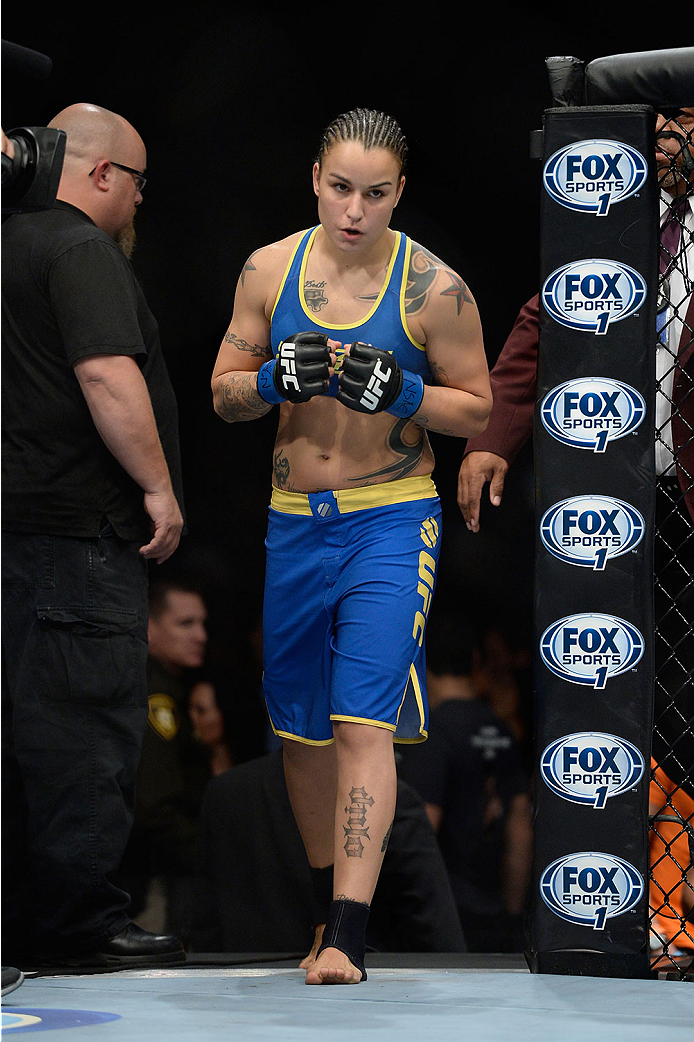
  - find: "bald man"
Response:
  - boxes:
[1,104,185,968]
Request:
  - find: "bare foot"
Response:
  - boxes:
[299,924,324,970]
[304,946,363,984]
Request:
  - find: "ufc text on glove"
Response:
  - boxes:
[257,331,331,404]
[336,341,424,418]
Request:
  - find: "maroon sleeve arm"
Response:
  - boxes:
[674,294,694,523]
[464,295,539,465]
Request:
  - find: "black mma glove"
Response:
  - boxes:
[336,341,424,417]
[257,331,331,404]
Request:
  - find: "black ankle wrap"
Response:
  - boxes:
[316,898,369,981]
[309,865,334,926]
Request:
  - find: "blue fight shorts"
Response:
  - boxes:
[262,474,442,745]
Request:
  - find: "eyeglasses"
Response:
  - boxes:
[89,161,147,192]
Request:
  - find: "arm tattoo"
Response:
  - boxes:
[343,786,374,858]
[352,418,424,482]
[223,330,272,360]
[216,372,269,422]
[413,411,454,436]
[381,821,393,853]
[429,359,449,386]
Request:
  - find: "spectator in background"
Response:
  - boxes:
[188,675,235,777]
[397,601,533,952]
[116,579,209,946]
[189,602,270,766]
[471,621,534,773]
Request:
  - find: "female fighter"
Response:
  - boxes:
[212,108,491,983]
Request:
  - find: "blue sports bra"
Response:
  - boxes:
[270,226,433,392]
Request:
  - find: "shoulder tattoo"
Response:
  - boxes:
[439,269,474,315]
[405,242,473,316]
[240,250,261,287]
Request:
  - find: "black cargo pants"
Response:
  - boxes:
[1,524,149,955]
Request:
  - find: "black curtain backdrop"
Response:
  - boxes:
[1,7,680,684]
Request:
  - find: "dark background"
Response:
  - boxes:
[1,7,680,679]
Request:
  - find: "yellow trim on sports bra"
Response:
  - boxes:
[270,230,312,325]
[297,227,401,331]
[270,474,437,516]
[399,237,427,352]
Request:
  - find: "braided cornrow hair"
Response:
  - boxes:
[316,108,408,176]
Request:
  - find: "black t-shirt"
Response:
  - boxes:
[397,697,528,900]
[1,201,184,540]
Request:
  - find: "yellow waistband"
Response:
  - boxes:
[270,475,438,515]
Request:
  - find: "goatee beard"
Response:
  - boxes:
[117,220,136,259]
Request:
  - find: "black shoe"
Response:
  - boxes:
[1,966,25,996]
[41,923,186,969]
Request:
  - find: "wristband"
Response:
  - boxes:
[386,371,424,418]
[257,359,285,405]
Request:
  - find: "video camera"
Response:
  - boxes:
[1,39,65,213]
[2,126,66,212]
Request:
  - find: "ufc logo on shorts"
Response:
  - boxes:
[279,344,300,392]
[360,358,393,411]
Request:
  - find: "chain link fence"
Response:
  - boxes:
[649,108,694,980]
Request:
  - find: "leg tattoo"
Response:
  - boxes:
[343,786,374,858]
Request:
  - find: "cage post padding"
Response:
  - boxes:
[527,105,658,978]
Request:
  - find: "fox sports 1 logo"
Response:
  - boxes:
[542,258,647,335]
[543,139,648,216]
[540,612,644,689]
[540,495,645,570]
[540,851,644,929]
[540,377,646,453]
[540,732,645,809]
